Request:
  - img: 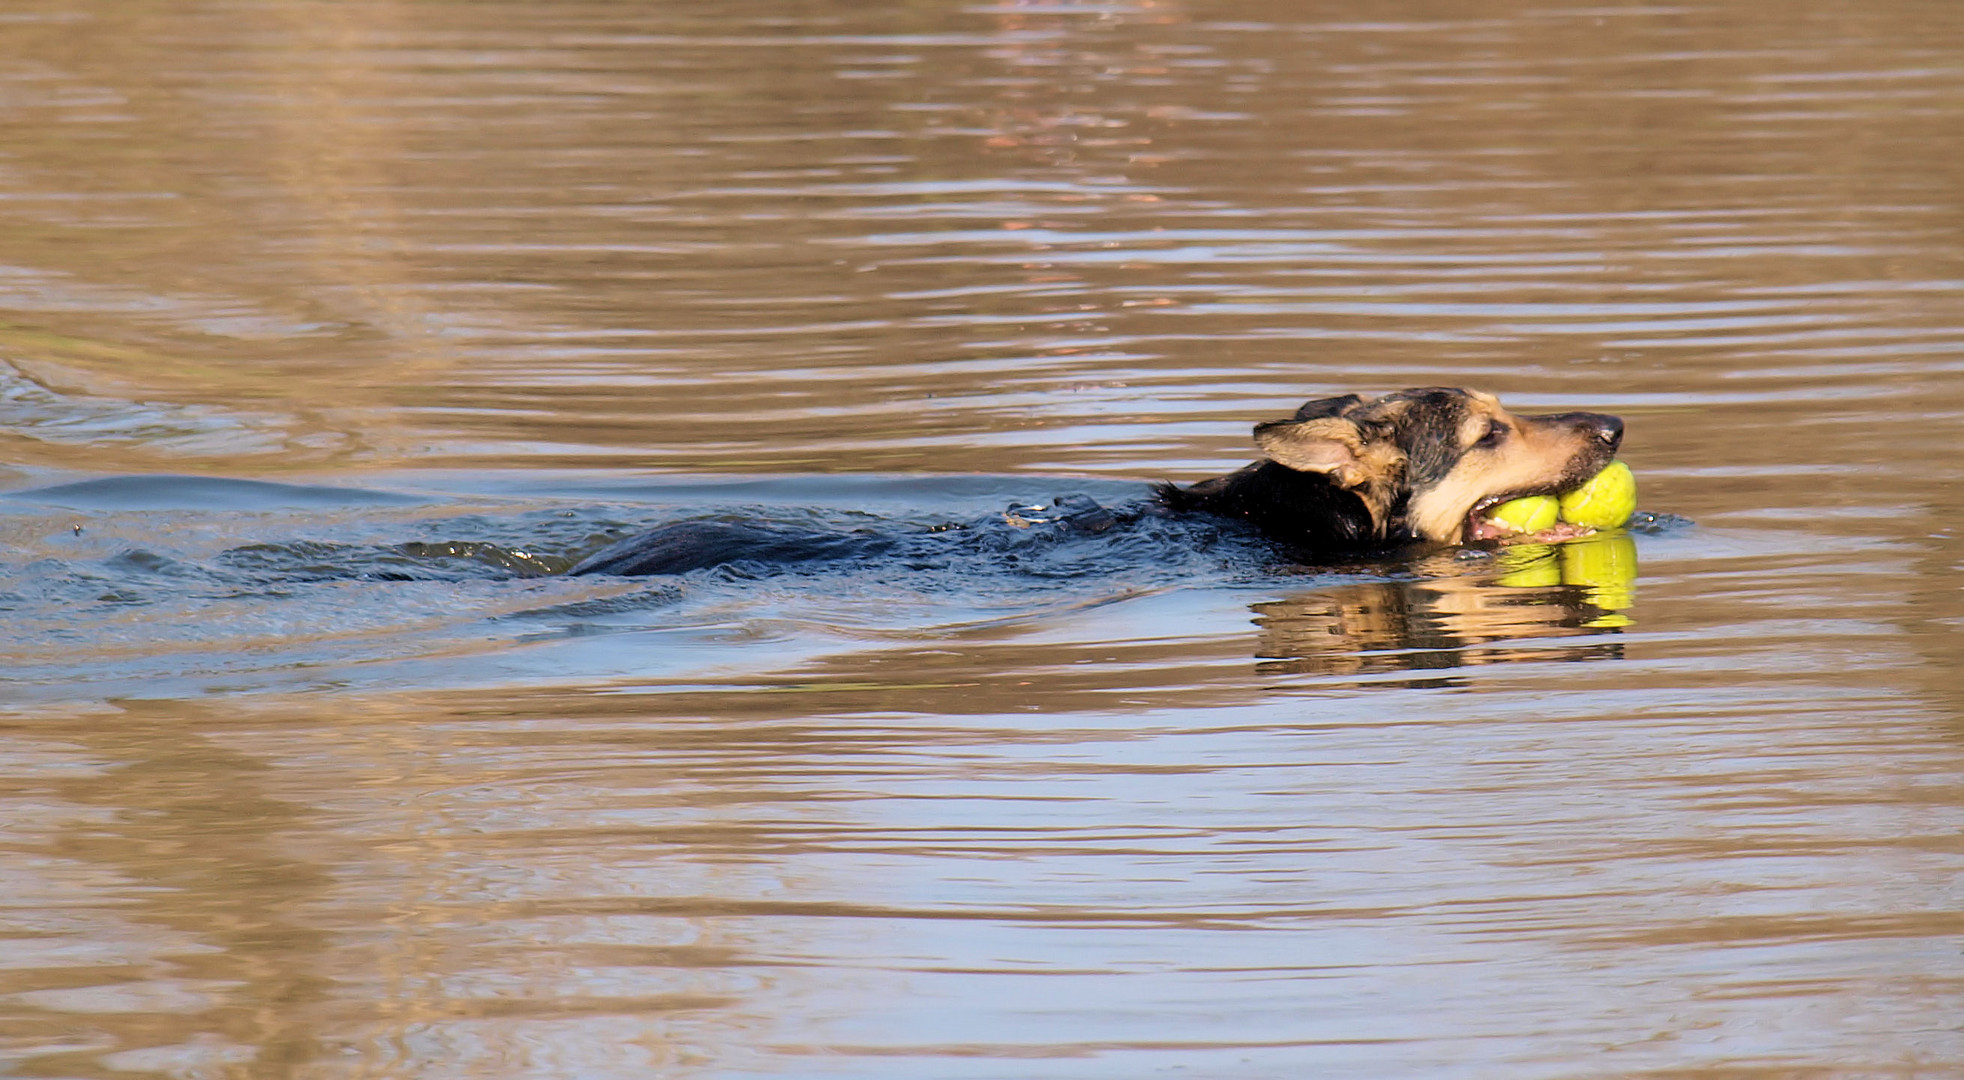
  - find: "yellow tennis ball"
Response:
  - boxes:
[1486,494,1559,535]
[1557,460,1637,529]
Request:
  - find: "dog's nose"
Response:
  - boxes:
[1550,411,1623,453]
[1590,414,1623,452]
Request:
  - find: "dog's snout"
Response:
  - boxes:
[1591,414,1624,452]
[1541,411,1623,453]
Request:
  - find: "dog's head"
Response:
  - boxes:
[1252,388,1623,544]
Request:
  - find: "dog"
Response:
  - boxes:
[569,387,1622,576]
[1154,387,1622,554]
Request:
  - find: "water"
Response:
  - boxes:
[3,1,1962,1077]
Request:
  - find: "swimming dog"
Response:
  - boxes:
[569,388,1623,575]
[1154,387,1623,554]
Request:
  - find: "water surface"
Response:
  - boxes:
[2,1,1962,1077]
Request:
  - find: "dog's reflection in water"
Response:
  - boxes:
[1253,533,1638,680]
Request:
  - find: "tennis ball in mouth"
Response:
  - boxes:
[1557,460,1637,529]
[1485,494,1559,535]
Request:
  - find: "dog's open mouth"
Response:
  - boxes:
[1465,505,1597,545]
[1469,467,1618,545]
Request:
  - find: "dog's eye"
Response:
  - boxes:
[1475,421,1508,448]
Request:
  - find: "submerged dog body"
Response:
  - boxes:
[1156,387,1623,554]
[568,388,1623,576]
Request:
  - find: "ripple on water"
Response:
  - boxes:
[1,2,1962,1077]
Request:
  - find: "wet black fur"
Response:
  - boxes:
[1153,467,1384,556]
[570,521,898,576]
[568,496,1136,578]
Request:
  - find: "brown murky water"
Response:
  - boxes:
[3,1,1963,1077]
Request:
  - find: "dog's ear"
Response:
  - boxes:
[1256,417,1362,474]
[1292,394,1363,421]
[1254,416,1403,490]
